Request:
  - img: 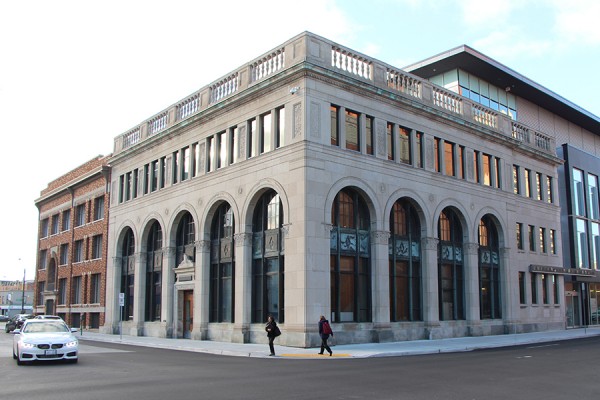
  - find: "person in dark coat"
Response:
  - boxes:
[265,315,279,356]
[318,315,333,356]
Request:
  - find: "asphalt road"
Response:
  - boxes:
[1,329,599,400]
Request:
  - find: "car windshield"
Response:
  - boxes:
[22,322,70,333]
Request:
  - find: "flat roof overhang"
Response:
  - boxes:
[404,45,600,135]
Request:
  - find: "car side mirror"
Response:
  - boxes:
[12,329,20,334]
[71,328,78,333]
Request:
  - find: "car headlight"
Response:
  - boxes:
[66,340,78,348]
[21,342,35,349]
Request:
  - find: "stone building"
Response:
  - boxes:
[101,32,597,347]
[35,155,110,328]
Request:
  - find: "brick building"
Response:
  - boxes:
[34,155,110,329]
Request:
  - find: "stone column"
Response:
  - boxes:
[421,237,440,337]
[132,252,145,336]
[232,232,252,343]
[464,242,481,335]
[371,230,392,340]
[161,246,176,338]
[193,240,210,340]
[103,256,121,334]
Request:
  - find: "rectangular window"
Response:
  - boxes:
[182,147,190,180]
[39,249,47,270]
[118,175,124,203]
[531,273,538,304]
[528,224,535,252]
[38,282,45,305]
[207,136,215,172]
[592,223,599,270]
[62,210,70,231]
[151,160,159,192]
[172,151,179,184]
[94,196,104,221]
[473,151,480,183]
[51,214,59,235]
[525,169,531,198]
[539,227,547,253]
[398,126,411,164]
[387,123,394,161]
[330,105,339,146]
[159,157,166,188]
[248,118,257,157]
[589,174,599,220]
[58,278,67,305]
[132,168,138,199]
[41,218,49,238]
[513,165,521,194]
[546,176,553,203]
[345,110,359,151]
[444,141,455,176]
[191,143,198,177]
[519,271,526,304]
[458,146,465,179]
[276,106,284,149]
[434,137,440,172]
[536,172,543,200]
[482,153,491,186]
[494,157,501,189]
[72,276,82,304]
[217,131,227,168]
[76,204,85,226]
[229,128,238,165]
[542,274,548,304]
[516,223,523,250]
[576,218,589,268]
[125,172,132,200]
[550,229,557,255]
[74,240,84,263]
[143,164,149,194]
[366,116,374,155]
[552,275,559,304]
[415,132,423,168]
[261,112,272,154]
[60,243,69,265]
[573,168,585,216]
[90,273,101,304]
[92,235,102,260]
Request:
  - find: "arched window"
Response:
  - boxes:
[145,221,162,322]
[210,203,234,322]
[479,215,501,319]
[438,209,464,320]
[389,200,421,321]
[252,190,285,322]
[330,188,371,323]
[175,212,195,265]
[120,228,135,321]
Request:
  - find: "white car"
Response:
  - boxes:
[13,319,78,365]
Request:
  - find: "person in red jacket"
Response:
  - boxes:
[318,315,333,356]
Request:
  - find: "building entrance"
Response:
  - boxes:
[183,290,193,339]
[565,288,580,328]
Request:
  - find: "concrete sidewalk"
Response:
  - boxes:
[75,326,600,359]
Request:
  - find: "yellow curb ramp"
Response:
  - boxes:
[279,353,351,358]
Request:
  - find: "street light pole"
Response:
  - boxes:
[21,266,26,313]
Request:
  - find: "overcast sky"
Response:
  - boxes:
[1,0,598,281]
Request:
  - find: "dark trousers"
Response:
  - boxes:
[320,336,332,354]
[268,336,275,355]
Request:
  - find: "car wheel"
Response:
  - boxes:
[16,355,23,366]
[5,326,9,333]
[12,350,16,360]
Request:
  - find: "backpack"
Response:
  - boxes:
[322,320,333,335]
